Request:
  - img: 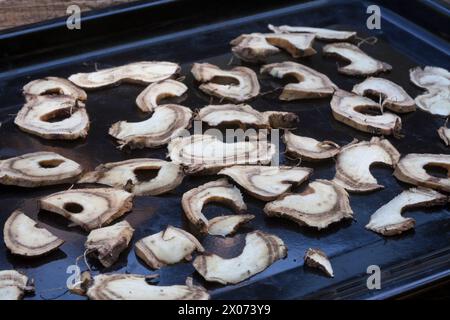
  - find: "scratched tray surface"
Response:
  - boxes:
[0,2,449,300]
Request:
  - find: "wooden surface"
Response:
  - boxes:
[0,0,138,30]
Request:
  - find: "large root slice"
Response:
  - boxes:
[304,248,334,277]
[414,89,450,117]
[268,24,356,41]
[219,165,312,201]
[193,230,287,285]
[23,77,87,101]
[0,151,82,187]
[438,126,450,146]
[264,179,353,229]
[40,188,133,231]
[283,131,340,161]
[136,79,187,113]
[409,66,450,90]
[366,187,447,236]
[4,210,64,257]
[0,270,35,300]
[135,226,204,269]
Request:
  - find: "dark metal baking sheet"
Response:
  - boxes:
[0,0,449,300]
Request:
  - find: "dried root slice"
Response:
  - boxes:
[438,126,450,146]
[219,165,312,201]
[136,79,187,113]
[394,153,450,192]
[191,63,260,102]
[304,248,334,277]
[414,89,450,117]
[0,151,82,187]
[0,270,34,300]
[4,210,64,257]
[268,24,356,41]
[168,134,275,175]
[109,104,192,149]
[333,137,400,192]
[135,226,204,269]
[323,43,392,76]
[261,62,337,100]
[283,131,340,161]
[409,66,450,90]
[352,77,415,113]
[208,214,255,237]
[14,95,89,140]
[79,158,184,196]
[86,274,209,300]
[193,231,287,285]
[366,188,447,236]
[69,61,180,89]
[331,90,401,136]
[196,103,298,129]
[40,188,133,231]
[264,179,353,229]
[68,271,92,296]
[23,77,87,101]
[85,221,134,268]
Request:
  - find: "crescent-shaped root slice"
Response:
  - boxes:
[218,165,312,201]
[414,89,450,117]
[438,126,450,146]
[181,179,247,234]
[304,248,334,277]
[366,187,447,236]
[193,230,287,285]
[333,137,400,192]
[39,188,133,231]
[195,103,298,129]
[263,179,353,229]
[3,210,64,257]
[168,134,276,175]
[283,131,340,161]
[352,77,416,113]
[23,77,87,101]
[393,153,450,192]
[261,61,338,100]
[0,151,82,187]
[409,66,450,90]
[136,79,187,113]
[135,226,204,269]
[68,61,180,89]
[331,90,401,136]
[0,270,35,300]
[86,274,209,300]
[323,42,392,76]
[208,215,255,237]
[191,63,260,102]
[85,221,134,268]
[79,158,184,196]
[109,104,193,149]
[268,24,356,41]
[14,95,89,140]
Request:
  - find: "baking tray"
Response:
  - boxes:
[0,0,449,300]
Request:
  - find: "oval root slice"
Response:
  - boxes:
[23,77,87,101]
[136,79,187,113]
[409,66,450,90]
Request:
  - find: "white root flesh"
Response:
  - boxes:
[0,270,34,300]
[136,79,187,113]
[283,131,340,161]
[304,248,334,277]
[438,126,450,146]
[268,24,356,41]
[23,77,87,101]
[409,66,450,90]
[414,89,450,117]
[207,214,255,237]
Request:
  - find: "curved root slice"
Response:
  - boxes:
[352,77,415,113]
[0,270,35,300]
[136,79,187,113]
[261,62,337,100]
[135,226,204,269]
[415,89,450,117]
[304,248,334,277]
[168,134,275,175]
[283,131,340,161]
[264,179,353,229]
[208,214,255,237]
[4,210,64,257]
[23,77,87,101]
[366,187,447,236]
[0,151,82,187]
[409,66,450,90]
[181,179,247,233]
[196,103,298,129]
[109,104,192,149]
[438,126,450,146]
[69,61,180,89]
[40,188,133,231]
[87,274,209,300]
[193,230,287,285]
[79,158,184,196]
[14,95,89,140]
[394,153,450,192]
[331,90,401,136]
[86,221,134,268]
[219,165,312,201]
[191,63,260,102]
[268,24,356,41]
[333,137,400,192]
[323,43,392,76]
